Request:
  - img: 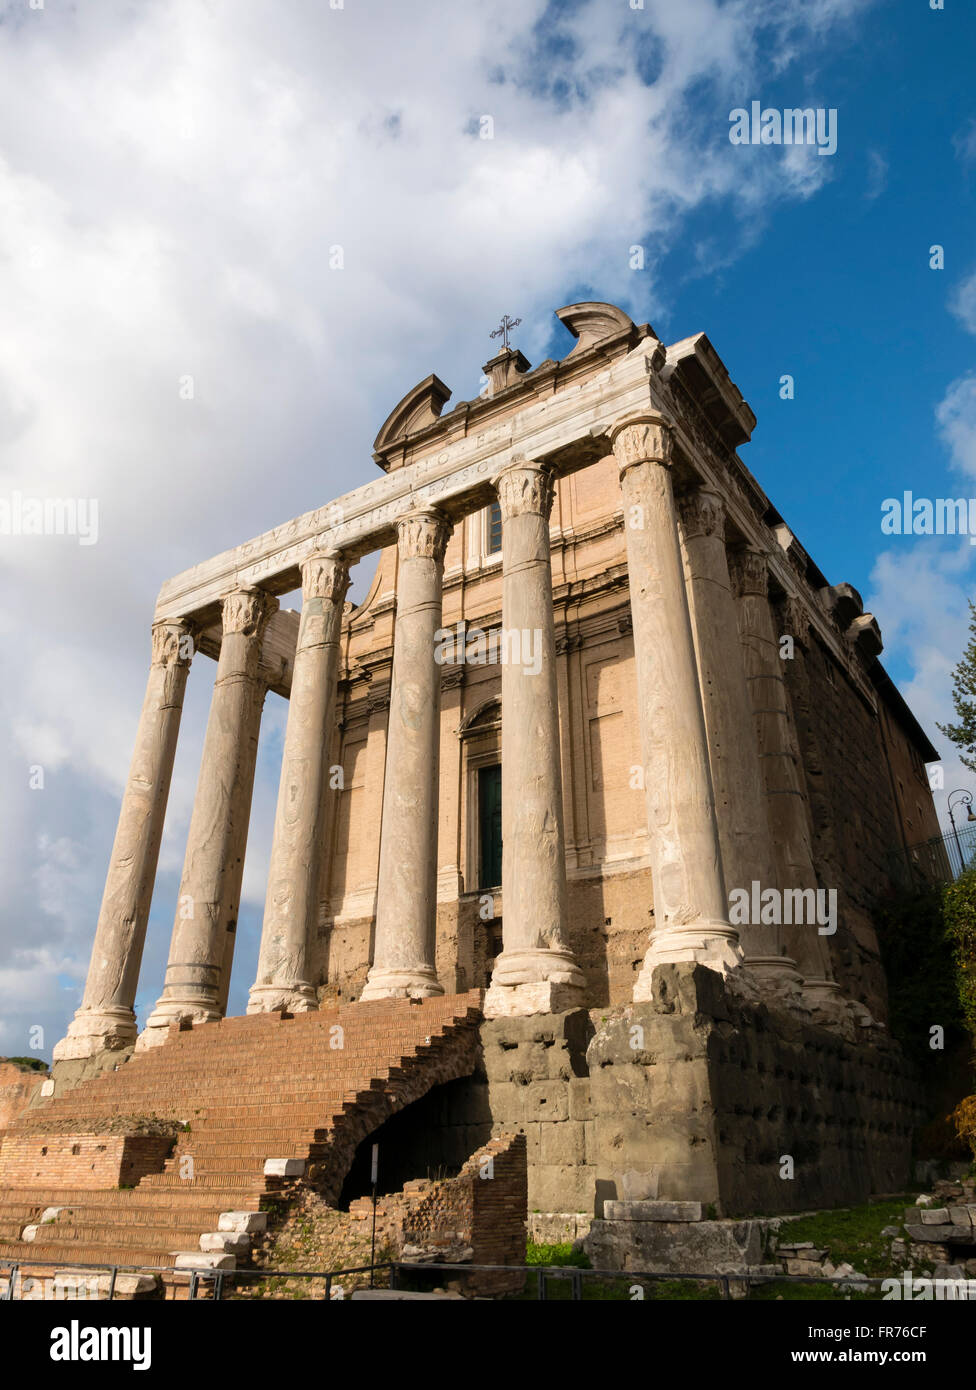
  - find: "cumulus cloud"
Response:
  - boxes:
[0,0,875,1053]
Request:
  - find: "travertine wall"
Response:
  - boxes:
[473,965,922,1217]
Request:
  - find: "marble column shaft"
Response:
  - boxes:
[731,547,837,994]
[679,486,800,987]
[611,415,742,993]
[53,620,194,1061]
[361,511,451,1000]
[141,587,276,1039]
[248,552,350,1014]
[484,461,585,1016]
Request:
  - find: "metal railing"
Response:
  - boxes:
[889,820,976,887]
[0,1256,891,1302]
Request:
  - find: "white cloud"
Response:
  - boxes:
[950,269,976,338]
[0,0,876,1053]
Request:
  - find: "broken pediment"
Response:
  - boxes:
[373,373,452,456]
[555,301,640,357]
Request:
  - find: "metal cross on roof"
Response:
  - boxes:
[490,314,522,352]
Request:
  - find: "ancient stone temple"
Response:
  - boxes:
[0,302,939,1279]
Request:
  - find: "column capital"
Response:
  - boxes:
[301,549,351,602]
[396,508,452,562]
[151,617,195,668]
[678,485,725,538]
[221,586,278,637]
[729,545,769,599]
[776,591,811,647]
[609,412,674,476]
[492,459,555,522]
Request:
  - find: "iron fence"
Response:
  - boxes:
[0,1256,893,1302]
[889,819,976,887]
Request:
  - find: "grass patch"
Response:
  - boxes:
[772,1198,910,1279]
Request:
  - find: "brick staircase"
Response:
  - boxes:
[0,992,483,1285]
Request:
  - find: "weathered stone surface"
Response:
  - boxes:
[612,417,741,984]
[250,554,349,1014]
[263,1157,306,1177]
[905,1224,961,1244]
[484,462,584,1018]
[218,1210,268,1233]
[585,1216,768,1274]
[603,1199,702,1223]
[200,1231,251,1254]
[362,515,449,1001]
[54,620,193,1060]
[920,1208,951,1225]
[142,589,277,1040]
[174,1251,236,1270]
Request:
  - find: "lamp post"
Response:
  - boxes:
[946,789,975,875]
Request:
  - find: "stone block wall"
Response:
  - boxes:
[476,964,923,1218]
[783,633,917,1020]
[0,1132,174,1190]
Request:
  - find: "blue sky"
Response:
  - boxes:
[1,0,974,1053]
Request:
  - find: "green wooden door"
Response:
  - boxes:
[478,763,502,890]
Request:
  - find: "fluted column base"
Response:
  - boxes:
[359,967,443,1002]
[634,920,743,999]
[52,1007,137,1061]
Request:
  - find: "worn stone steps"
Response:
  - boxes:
[0,992,482,1280]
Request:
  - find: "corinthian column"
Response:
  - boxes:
[610,415,742,997]
[361,511,452,1000]
[678,486,802,999]
[483,461,585,1018]
[53,620,194,1064]
[139,586,277,1044]
[248,551,350,1013]
[730,546,842,1015]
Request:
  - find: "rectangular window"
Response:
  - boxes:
[487,500,502,555]
[478,763,502,890]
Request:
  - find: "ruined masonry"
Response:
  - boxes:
[0,302,936,1283]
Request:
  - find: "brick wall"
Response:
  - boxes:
[0,1132,173,1189]
[349,1132,526,1294]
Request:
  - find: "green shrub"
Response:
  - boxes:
[943,869,976,1041]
